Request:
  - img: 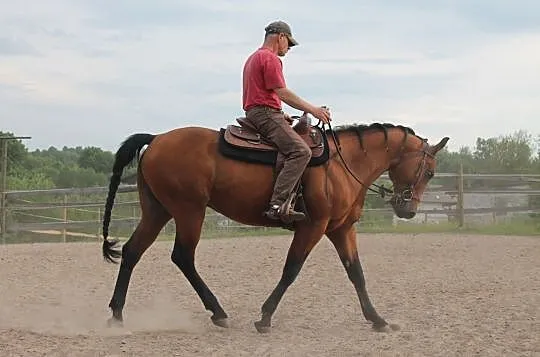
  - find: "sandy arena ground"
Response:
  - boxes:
[0,233,538,356]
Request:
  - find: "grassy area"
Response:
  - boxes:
[3,217,538,245]
[357,219,539,236]
[458,221,539,236]
[6,187,538,245]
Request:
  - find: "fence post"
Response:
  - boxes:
[62,194,68,242]
[132,205,137,231]
[97,207,101,239]
[0,140,7,244]
[457,163,465,227]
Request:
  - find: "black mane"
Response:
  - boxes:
[329,122,416,136]
[325,122,424,151]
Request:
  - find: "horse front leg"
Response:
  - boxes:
[327,224,400,332]
[254,222,327,333]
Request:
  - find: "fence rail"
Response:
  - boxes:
[2,169,539,243]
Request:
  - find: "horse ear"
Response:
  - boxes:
[430,137,449,154]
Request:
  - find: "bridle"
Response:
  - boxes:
[310,117,433,202]
[388,140,434,204]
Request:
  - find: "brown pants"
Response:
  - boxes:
[245,106,312,206]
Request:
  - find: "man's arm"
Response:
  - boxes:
[275,87,332,123]
[274,87,316,114]
[262,55,316,113]
[262,54,331,123]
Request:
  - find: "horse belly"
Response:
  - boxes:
[209,160,276,226]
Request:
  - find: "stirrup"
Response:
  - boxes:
[263,203,305,223]
[280,207,306,223]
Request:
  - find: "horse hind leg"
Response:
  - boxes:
[170,204,229,328]
[107,181,171,327]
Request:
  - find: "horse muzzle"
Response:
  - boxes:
[389,189,418,219]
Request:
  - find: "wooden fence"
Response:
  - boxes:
[1,169,539,243]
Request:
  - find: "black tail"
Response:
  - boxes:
[102,133,156,264]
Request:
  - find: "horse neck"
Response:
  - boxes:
[336,128,422,188]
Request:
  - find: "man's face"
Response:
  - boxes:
[277,33,291,56]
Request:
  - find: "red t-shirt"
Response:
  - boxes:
[242,47,286,111]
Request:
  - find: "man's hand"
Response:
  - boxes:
[273,87,332,123]
[310,106,331,123]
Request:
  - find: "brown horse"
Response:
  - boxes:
[101,117,449,333]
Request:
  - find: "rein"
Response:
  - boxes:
[317,119,433,202]
[293,113,432,201]
[317,120,394,198]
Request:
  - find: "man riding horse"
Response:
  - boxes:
[242,20,332,223]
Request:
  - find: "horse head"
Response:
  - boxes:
[387,135,449,219]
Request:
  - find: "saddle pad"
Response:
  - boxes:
[218,128,330,167]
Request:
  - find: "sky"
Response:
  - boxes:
[1,0,539,153]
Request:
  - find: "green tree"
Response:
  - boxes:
[435,146,475,173]
[0,131,29,174]
[473,130,534,174]
[78,147,114,174]
[54,166,108,188]
[8,172,55,190]
[536,135,540,171]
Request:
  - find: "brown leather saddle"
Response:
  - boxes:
[223,115,325,158]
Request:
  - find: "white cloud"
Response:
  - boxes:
[376,33,540,133]
[0,1,539,153]
[280,30,540,151]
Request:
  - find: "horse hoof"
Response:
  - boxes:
[372,323,390,332]
[212,318,229,328]
[372,322,400,332]
[107,317,124,328]
[254,320,271,334]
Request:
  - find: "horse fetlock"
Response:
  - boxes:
[261,300,279,316]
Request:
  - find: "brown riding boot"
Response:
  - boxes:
[263,203,306,223]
